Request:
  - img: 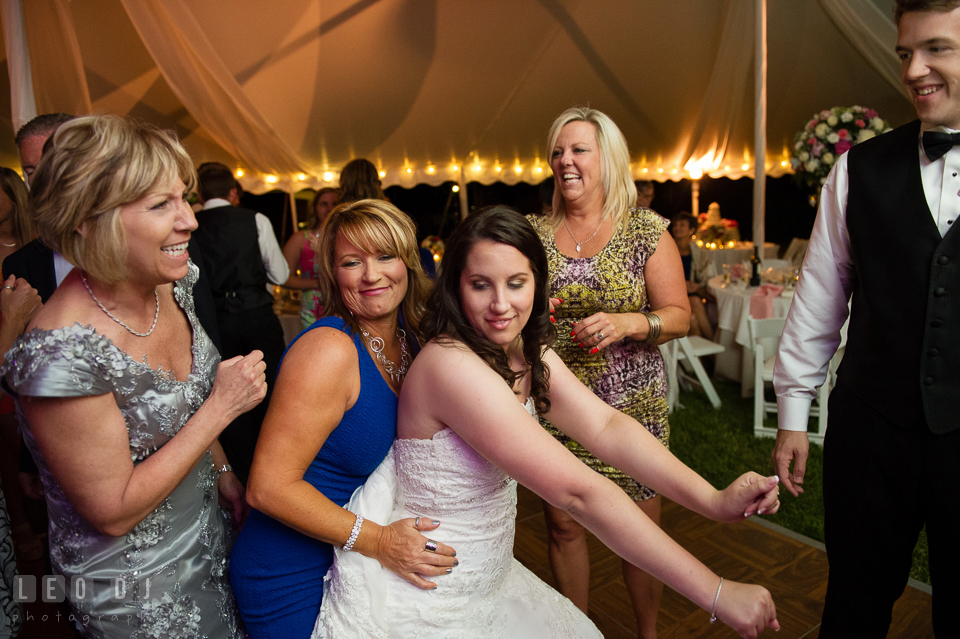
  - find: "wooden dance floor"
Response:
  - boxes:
[15,485,934,638]
[514,485,934,638]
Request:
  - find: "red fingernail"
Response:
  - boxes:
[570,330,576,337]
[557,298,563,303]
[550,316,555,323]
[590,347,599,354]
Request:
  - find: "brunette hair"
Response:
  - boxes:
[0,168,32,246]
[338,159,385,203]
[894,0,960,22]
[316,199,430,341]
[309,187,340,228]
[422,206,555,414]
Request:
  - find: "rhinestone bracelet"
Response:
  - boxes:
[342,514,364,552]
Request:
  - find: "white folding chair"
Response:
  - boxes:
[674,335,725,409]
[748,317,837,444]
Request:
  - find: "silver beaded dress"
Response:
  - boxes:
[1,263,243,639]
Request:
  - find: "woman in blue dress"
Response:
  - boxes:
[230,199,457,638]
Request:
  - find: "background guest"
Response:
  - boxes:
[670,212,716,338]
[230,199,455,639]
[636,179,655,209]
[193,162,289,485]
[282,187,339,328]
[2,114,266,638]
[528,106,690,638]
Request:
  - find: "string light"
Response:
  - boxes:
[427,166,435,174]
[379,170,386,178]
[641,168,648,173]
[265,175,278,184]
[657,168,664,174]
[514,165,523,174]
[405,167,413,174]
[534,166,543,174]
[323,171,335,181]
[235,169,244,178]
[473,164,482,172]
[741,163,750,170]
[452,164,459,171]
[297,173,307,181]
[495,166,502,173]
[452,184,460,192]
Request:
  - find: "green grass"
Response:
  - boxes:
[668,379,930,585]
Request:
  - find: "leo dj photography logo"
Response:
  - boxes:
[13,574,158,603]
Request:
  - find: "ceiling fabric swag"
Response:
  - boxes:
[817,0,906,100]
[119,0,309,181]
[680,0,754,179]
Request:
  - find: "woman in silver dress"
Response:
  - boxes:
[2,115,266,638]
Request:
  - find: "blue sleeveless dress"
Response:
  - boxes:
[229,316,397,639]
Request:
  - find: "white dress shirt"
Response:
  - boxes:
[773,125,960,431]
[201,198,290,286]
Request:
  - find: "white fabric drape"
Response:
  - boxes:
[22,0,92,118]
[679,0,754,176]
[1,0,36,133]
[817,0,906,99]
[118,0,308,177]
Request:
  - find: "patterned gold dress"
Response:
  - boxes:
[529,209,670,501]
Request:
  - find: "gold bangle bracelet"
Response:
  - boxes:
[642,312,662,344]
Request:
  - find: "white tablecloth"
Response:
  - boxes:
[707,275,792,396]
[702,242,780,274]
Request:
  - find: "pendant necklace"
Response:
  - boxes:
[360,325,410,384]
[563,217,605,253]
[82,273,160,337]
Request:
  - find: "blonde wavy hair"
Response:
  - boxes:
[546,106,637,232]
[29,115,196,284]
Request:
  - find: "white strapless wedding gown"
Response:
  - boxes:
[313,399,602,638]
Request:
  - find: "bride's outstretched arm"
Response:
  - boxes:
[540,349,781,523]
[246,327,456,589]
[403,343,778,638]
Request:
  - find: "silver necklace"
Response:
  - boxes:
[563,217,605,253]
[81,273,160,337]
[360,326,410,384]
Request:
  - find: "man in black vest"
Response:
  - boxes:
[773,2,960,636]
[193,162,288,485]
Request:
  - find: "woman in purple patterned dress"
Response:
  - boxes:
[528,107,690,639]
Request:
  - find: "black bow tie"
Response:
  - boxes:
[922,130,960,161]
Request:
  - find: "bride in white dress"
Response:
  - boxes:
[314,207,780,639]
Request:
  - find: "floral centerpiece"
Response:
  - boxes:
[791,106,891,188]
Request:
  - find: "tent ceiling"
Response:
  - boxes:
[0,0,915,193]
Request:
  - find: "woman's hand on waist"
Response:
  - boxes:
[363,516,458,589]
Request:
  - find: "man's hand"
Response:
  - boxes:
[771,430,809,497]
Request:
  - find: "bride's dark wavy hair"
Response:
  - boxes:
[423,206,556,413]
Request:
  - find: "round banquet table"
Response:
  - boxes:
[700,242,780,274]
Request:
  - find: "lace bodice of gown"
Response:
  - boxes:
[314,399,601,638]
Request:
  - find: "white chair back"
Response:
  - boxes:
[783,238,809,268]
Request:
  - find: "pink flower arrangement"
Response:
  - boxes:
[791,105,891,188]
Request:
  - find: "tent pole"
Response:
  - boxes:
[691,179,700,218]
[458,163,468,221]
[288,190,298,240]
[753,0,767,258]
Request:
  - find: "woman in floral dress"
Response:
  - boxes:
[1,115,266,638]
[529,107,691,639]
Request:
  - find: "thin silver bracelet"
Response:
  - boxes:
[342,513,364,552]
[709,577,724,623]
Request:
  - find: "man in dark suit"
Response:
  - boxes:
[773,2,960,636]
[192,162,289,485]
